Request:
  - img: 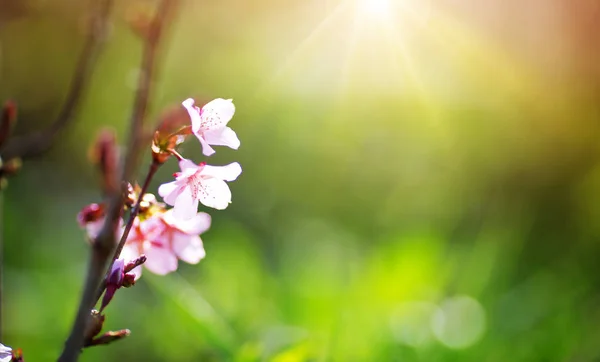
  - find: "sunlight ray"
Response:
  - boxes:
[424,6,545,100]
[254,1,351,98]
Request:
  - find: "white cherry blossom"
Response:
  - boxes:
[158,159,242,220]
[182,98,240,156]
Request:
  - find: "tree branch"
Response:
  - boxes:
[94,161,159,303]
[57,1,179,361]
[0,0,114,160]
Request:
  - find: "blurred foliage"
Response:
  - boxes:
[2,0,600,361]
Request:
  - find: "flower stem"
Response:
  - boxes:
[169,148,184,161]
[94,161,159,303]
[0,192,3,341]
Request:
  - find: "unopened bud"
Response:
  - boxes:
[107,259,125,286]
[86,329,130,347]
[151,134,171,164]
[122,273,136,288]
[151,104,193,164]
[155,104,192,138]
[84,309,106,341]
[91,130,118,194]
[125,254,146,273]
[10,348,24,362]
[77,203,105,227]
[0,100,17,149]
[126,6,153,39]
[100,259,125,312]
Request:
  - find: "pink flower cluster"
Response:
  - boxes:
[79,98,242,279]
[121,209,211,277]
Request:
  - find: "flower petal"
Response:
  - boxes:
[178,158,200,174]
[158,180,183,206]
[197,134,216,156]
[182,98,202,134]
[173,186,200,220]
[199,98,235,130]
[201,162,242,182]
[120,243,142,280]
[107,258,125,288]
[172,233,206,264]
[0,343,11,362]
[143,245,178,275]
[85,219,104,240]
[140,215,167,239]
[204,127,240,150]
[198,177,232,210]
[163,209,211,235]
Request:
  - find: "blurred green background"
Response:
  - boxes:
[2,0,600,360]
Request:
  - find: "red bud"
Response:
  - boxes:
[91,130,119,194]
[77,203,106,227]
[0,100,17,148]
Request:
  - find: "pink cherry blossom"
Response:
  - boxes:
[121,209,211,279]
[158,159,242,220]
[182,98,240,156]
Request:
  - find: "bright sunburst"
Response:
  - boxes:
[357,0,392,18]
[256,0,542,112]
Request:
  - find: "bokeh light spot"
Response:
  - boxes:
[390,301,439,347]
[431,295,486,349]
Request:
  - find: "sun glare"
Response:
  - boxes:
[358,0,392,18]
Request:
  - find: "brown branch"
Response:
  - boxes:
[94,161,159,303]
[0,0,113,160]
[57,1,179,361]
[93,0,179,304]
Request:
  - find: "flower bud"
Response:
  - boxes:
[77,203,105,227]
[0,100,17,149]
[125,1,154,39]
[151,104,193,164]
[10,348,23,362]
[100,259,125,312]
[124,254,147,273]
[84,309,105,341]
[122,273,136,288]
[90,130,119,195]
[86,329,130,347]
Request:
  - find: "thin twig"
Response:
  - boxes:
[0,0,114,160]
[57,1,179,361]
[0,192,3,341]
[121,0,177,180]
[94,161,159,303]
[57,194,121,362]
[92,0,180,301]
[92,0,180,302]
